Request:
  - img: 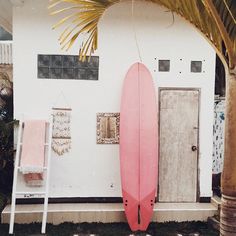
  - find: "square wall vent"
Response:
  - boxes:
[191,61,202,73]
[158,60,170,72]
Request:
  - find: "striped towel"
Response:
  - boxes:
[20,120,46,186]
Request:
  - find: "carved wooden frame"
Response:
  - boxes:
[96,113,120,144]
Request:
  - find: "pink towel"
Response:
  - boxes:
[20,120,46,186]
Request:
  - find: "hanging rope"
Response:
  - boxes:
[131,0,142,63]
[52,90,71,110]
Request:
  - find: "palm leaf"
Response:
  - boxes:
[49,0,236,67]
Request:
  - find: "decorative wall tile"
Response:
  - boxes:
[75,59,86,68]
[38,54,99,80]
[87,69,98,80]
[38,67,50,78]
[51,55,62,67]
[63,68,75,79]
[158,60,170,72]
[88,56,99,68]
[191,61,202,73]
[63,55,75,68]
[51,68,63,79]
[38,55,50,67]
[75,68,87,80]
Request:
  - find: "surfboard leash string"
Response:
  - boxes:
[131,0,143,63]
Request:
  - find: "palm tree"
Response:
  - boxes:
[49,0,236,234]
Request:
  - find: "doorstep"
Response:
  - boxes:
[1,202,217,225]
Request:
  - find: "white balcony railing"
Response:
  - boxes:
[0,41,12,64]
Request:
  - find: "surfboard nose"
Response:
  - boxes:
[127,62,150,73]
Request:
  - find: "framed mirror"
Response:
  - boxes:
[96,113,120,144]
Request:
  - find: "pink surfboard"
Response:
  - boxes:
[120,63,158,231]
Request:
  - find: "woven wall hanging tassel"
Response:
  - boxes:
[52,108,72,156]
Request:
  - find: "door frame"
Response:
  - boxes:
[157,87,201,202]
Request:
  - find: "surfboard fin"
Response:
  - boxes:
[138,204,141,225]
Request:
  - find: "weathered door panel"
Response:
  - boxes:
[159,89,199,202]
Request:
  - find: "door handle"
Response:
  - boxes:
[191,146,197,151]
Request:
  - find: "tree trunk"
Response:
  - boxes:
[220,66,236,236]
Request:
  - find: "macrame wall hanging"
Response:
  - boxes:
[52,107,72,156]
[51,90,72,156]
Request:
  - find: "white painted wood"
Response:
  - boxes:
[9,120,23,234]
[42,116,53,234]
[159,90,199,202]
[15,192,46,195]
[9,118,52,234]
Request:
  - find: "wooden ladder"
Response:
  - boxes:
[9,117,53,234]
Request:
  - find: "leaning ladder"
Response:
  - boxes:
[9,117,53,234]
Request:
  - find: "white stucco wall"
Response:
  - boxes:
[13,0,215,198]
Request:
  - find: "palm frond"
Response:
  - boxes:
[49,0,236,67]
[148,0,224,62]
[203,0,235,68]
[49,0,117,61]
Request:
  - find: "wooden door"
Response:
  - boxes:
[159,89,199,202]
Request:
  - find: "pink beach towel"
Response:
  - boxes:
[20,120,46,186]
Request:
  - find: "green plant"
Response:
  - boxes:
[0,72,16,197]
[0,72,13,122]
[0,120,16,194]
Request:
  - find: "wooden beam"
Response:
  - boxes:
[10,0,24,7]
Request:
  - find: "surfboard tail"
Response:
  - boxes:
[139,190,156,231]
[122,190,139,231]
